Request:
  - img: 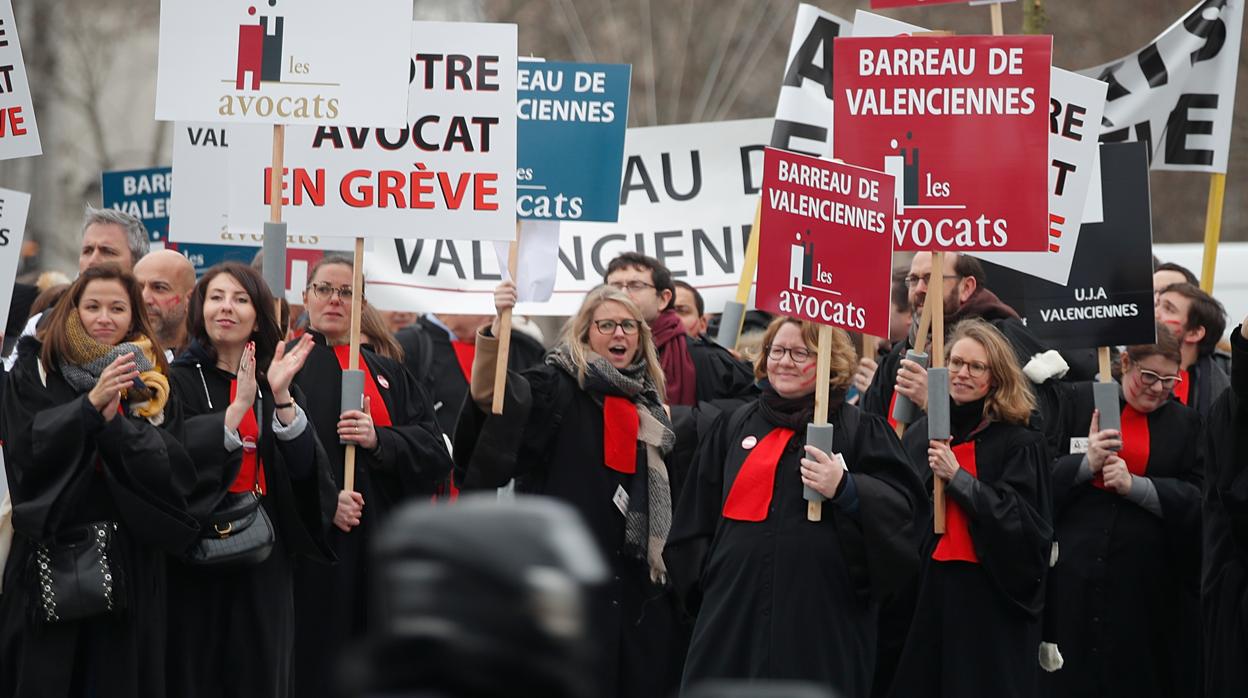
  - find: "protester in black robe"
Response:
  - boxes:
[454,281,683,698]
[664,317,924,698]
[890,319,1053,698]
[0,265,200,698]
[165,263,337,698]
[1202,316,1248,695]
[1038,328,1201,698]
[396,313,546,437]
[289,256,453,698]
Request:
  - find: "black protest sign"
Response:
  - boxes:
[979,142,1155,350]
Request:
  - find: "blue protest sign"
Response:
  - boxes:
[101,167,171,243]
[517,61,630,222]
[167,242,258,276]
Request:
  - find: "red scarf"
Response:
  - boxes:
[932,441,979,563]
[722,427,797,522]
[331,345,393,428]
[652,310,697,406]
[228,379,267,495]
[1093,404,1150,489]
[1173,368,1191,406]
[886,391,900,430]
[451,340,475,382]
[603,396,640,474]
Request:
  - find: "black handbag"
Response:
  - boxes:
[32,521,126,624]
[185,435,275,567]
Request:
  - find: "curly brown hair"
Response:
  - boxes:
[753,317,856,393]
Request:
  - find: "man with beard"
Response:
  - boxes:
[133,249,196,359]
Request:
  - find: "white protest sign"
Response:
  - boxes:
[155,0,412,127]
[492,219,561,303]
[853,11,1105,285]
[1080,0,1243,173]
[169,122,353,250]
[227,21,517,241]
[0,1,40,160]
[770,4,854,157]
[0,187,28,326]
[367,118,771,316]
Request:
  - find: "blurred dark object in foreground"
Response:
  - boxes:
[686,681,839,698]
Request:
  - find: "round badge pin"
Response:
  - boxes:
[741,435,758,450]
[377,375,390,389]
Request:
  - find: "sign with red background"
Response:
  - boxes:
[757,148,894,337]
[833,35,1051,252]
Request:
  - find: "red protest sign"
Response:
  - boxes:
[871,0,966,7]
[756,148,895,337]
[832,35,1051,252]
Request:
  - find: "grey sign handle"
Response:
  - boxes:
[1092,382,1121,440]
[262,221,288,298]
[891,350,930,424]
[927,367,951,440]
[715,301,746,350]
[339,369,365,445]
[803,423,835,505]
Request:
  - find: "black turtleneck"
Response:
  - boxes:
[950,397,988,442]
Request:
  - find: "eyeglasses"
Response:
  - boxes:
[1136,367,1182,389]
[766,345,813,363]
[308,282,354,302]
[904,273,960,288]
[593,319,639,335]
[948,356,990,378]
[608,281,656,293]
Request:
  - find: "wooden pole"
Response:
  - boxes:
[492,221,522,414]
[729,199,765,349]
[343,236,365,493]
[1200,173,1226,293]
[862,335,878,363]
[809,324,834,522]
[269,125,285,319]
[990,2,1005,35]
[893,299,934,439]
[1098,346,1112,384]
[931,252,947,534]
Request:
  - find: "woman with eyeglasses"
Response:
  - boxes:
[665,317,924,698]
[1036,325,1201,698]
[453,281,683,698]
[164,263,337,698]
[287,255,453,698]
[889,318,1053,698]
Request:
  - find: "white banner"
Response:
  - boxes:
[155,0,412,127]
[0,1,40,160]
[1079,0,1243,173]
[169,122,353,250]
[367,119,771,316]
[228,21,518,241]
[853,11,1106,286]
[770,4,853,157]
[0,187,29,326]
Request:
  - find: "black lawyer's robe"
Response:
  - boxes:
[1038,381,1201,698]
[396,316,548,438]
[664,400,924,698]
[0,337,201,698]
[165,346,338,698]
[686,334,759,410]
[1202,325,1248,696]
[453,359,683,698]
[289,332,453,698]
[889,416,1053,698]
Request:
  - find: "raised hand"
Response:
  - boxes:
[88,353,138,420]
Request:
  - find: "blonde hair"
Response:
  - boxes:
[560,286,666,401]
[753,317,856,392]
[359,303,403,362]
[947,318,1035,425]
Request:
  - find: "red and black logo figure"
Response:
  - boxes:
[236,1,285,90]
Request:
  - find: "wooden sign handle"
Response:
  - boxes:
[343,236,365,493]
[894,299,935,439]
[1098,346,1112,383]
[270,124,286,320]
[931,252,947,534]
[492,221,522,415]
[807,325,836,522]
[990,2,1005,36]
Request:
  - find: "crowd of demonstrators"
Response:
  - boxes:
[165,263,337,697]
[286,255,453,698]
[666,317,924,697]
[1155,281,1229,417]
[891,319,1053,698]
[396,311,546,438]
[1037,326,1202,698]
[454,281,685,698]
[605,253,756,409]
[0,265,200,696]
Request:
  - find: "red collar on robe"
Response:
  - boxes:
[721,427,797,522]
[933,441,979,563]
[1093,403,1150,489]
[331,345,394,428]
[450,340,475,383]
[228,379,267,495]
[1173,368,1191,406]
